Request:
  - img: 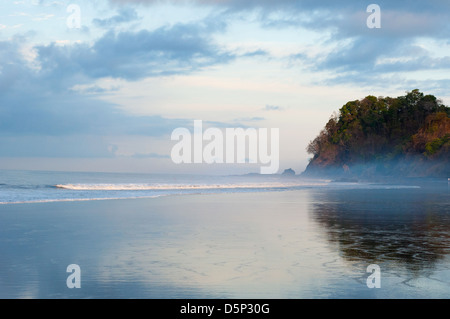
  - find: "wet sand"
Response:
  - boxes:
[0,187,449,299]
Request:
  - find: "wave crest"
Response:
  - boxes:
[54,182,314,191]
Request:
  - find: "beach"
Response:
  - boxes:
[0,182,449,299]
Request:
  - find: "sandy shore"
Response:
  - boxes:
[0,188,449,298]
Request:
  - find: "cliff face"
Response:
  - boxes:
[303,90,450,179]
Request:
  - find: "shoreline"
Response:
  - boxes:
[1,178,442,206]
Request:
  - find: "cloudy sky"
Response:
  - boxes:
[1,0,450,174]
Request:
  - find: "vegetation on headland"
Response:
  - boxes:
[303,89,450,179]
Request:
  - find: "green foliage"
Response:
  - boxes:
[425,134,450,156]
[307,90,450,167]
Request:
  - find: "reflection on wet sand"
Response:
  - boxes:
[310,184,450,276]
[1,183,448,298]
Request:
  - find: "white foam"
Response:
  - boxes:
[0,195,163,205]
[54,181,325,191]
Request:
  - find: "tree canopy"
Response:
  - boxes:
[305,90,450,177]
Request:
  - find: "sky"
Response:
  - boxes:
[1,0,450,174]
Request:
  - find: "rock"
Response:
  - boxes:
[282,168,296,176]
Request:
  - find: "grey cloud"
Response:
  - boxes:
[3,0,450,159]
[79,85,122,94]
[0,35,39,93]
[108,0,450,22]
[373,56,450,74]
[0,85,192,138]
[93,7,140,28]
[257,7,450,41]
[0,81,204,157]
[240,49,269,58]
[0,14,238,158]
[0,84,198,157]
[312,36,450,75]
[316,68,450,95]
[106,0,450,39]
[109,0,449,11]
[317,37,393,72]
[36,20,232,85]
[108,0,450,93]
[0,31,231,157]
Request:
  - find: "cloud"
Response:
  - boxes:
[307,35,450,86]
[35,19,232,85]
[0,81,195,157]
[0,135,117,158]
[93,7,140,28]
[108,0,450,42]
[316,37,391,72]
[29,0,64,7]
[131,152,170,159]
[0,84,192,138]
[107,0,450,18]
[0,10,243,158]
[75,85,122,94]
[32,13,54,21]
[3,0,450,160]
[263,105,283,111]
[105,0,450,92]
[240,49,269,58]
[232,117,265,123]
[0,31,231,157]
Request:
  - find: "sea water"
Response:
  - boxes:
[0,169,422,204]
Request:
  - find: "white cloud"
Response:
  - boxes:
[32,13,55,21]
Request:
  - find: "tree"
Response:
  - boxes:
[305,90,450,176]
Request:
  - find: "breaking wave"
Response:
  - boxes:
[54,181,322,191]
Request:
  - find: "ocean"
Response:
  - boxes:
[0,169,423,205]
[0,169,449,298]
